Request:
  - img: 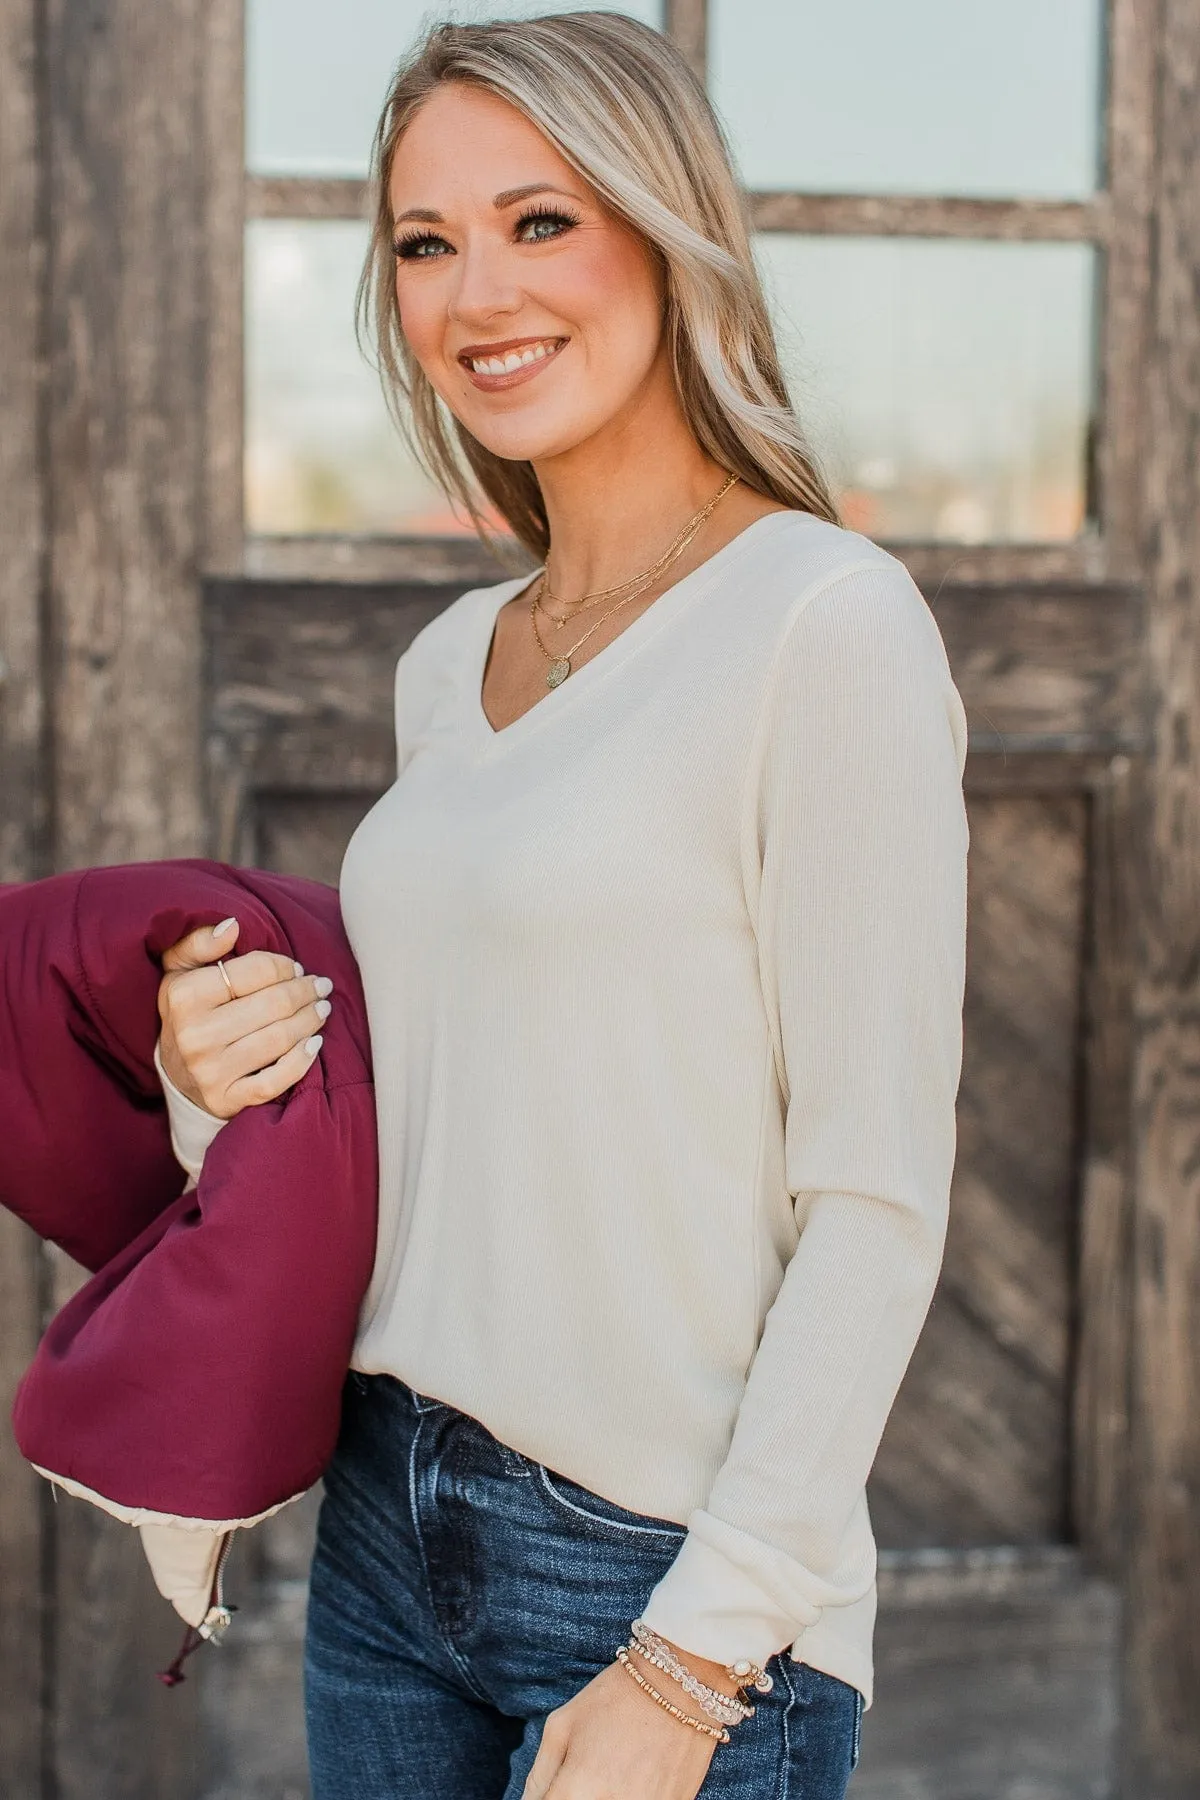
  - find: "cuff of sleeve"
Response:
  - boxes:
[153,1040,228,1184]
[639,1530,806,1670]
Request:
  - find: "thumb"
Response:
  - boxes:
[161,915,240,973]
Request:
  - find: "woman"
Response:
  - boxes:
[156,14,968,1798]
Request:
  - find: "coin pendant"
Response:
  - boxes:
[546,658,571,689]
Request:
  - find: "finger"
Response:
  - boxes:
[522,1718,568,1800]
[210,949,311,999]
[225,1034,324,1110]
[161,916,240,973]
[217,995,332,1079]
[200,971,332,1043]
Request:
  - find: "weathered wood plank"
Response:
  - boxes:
[240,533,1103,591]
[44,0,207,871]
[1100,0,1157,579]
[928,583,1145,753]
[38,0,211,1790]
[205,580,1148,821]
[1074,756,1136,1572]
[1126,2,1200,1785]
[203,0,245,573]
[243,177,1108,245]
[196,1550,1119,1800]
[872,796,1085,1547]
[750,191,1110,243]
[664,0,706,81]
[0,0,49,1790]
[859,1550,1120,1800]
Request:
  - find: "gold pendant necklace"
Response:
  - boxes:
[530,472,738,689]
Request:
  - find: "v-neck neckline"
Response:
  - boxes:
[465,510,802,752]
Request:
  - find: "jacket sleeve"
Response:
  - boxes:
[640,561,969,1689]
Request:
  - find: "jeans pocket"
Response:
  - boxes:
[535,1463,688,1540]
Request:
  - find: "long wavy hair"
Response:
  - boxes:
[357,11,839,557]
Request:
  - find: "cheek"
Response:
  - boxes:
[560,235,664,376]
[395,275,449,371]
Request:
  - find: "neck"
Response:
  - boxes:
[531,362,727,596]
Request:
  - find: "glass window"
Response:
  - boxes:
[247,0,665,178]
[247,224,1097,542]
[710,0,1104,198]
[759,235,1097,542]
[245,220,458,534]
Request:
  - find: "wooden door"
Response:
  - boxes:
[196,568,1143,1800]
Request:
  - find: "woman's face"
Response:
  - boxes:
[388,83,669,465]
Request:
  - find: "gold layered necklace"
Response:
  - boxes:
[530,471,738,690]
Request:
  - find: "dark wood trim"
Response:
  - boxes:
[750,191,1110,243]
[205,577,1147,823]
[204,0,245,572]
[1126,0,1200,1787]
[245,175,1110,246]
[929,581,1146,757]
[1073,752,1136,1574]
[246,173,368,220]
[665,0,706,81]
[239,531,527,586]
[230,532,1105,591]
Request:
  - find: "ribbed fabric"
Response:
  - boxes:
[333,512,968,1706]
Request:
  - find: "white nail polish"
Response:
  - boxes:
[294,961,305,978]
[315,999,332,1022]
[304,1035,323,1055]
[213,917,238,939]
[314,976,334,998]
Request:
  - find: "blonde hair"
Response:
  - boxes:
[358,11,839,556]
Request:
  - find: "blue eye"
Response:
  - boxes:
[515,208,579,244]
[394,233,452,261]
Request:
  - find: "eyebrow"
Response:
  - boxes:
[393,183,578,226]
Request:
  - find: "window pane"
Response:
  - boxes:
[759,236,1096,541]
[712,0,1104,198]
[246,219,460,534]
[247,0,665,177]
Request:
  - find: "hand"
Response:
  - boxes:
[522,1652,728,1800]
[157,917,334,1119]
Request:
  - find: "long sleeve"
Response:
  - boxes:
[154,1040,228,1188]
[640,564,969,1693]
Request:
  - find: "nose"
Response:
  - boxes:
[446,233,523,330]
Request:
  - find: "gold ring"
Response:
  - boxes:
[216,959,235,999]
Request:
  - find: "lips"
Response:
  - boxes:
[457,335,567,390]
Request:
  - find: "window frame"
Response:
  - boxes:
[204,0,1153,587]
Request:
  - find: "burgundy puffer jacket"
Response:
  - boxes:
[0,860,377,1674]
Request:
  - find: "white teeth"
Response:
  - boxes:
[470,340,559,375]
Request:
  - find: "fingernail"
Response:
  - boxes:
[313,976,333,999]
[304,1035,323,1056]
[315,1000,332,1022]
[294,961,305,978]
[213,917,238,939]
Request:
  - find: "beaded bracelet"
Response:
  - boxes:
[626,1635,754,1728]
[614,1646,730,1743]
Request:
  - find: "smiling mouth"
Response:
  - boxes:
[458,336,567,386]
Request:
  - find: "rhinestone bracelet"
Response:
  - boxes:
[626,1635,754,1728]
[632,1618,774,1701]
[614,1646,730,1743]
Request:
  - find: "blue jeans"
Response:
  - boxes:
[305,1374,864,1798]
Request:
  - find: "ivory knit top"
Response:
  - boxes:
[163,511,968,1707]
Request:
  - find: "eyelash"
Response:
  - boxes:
[392,205,581,262]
